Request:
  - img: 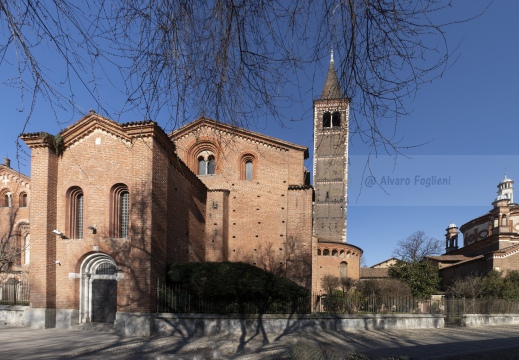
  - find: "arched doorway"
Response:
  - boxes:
[79,253,118,324]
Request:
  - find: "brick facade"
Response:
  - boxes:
[170,119,313,280]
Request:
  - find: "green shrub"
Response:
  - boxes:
[168,262,309,304]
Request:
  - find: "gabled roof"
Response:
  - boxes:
[169,117,309,159]
[425,255,471,262]
[21,111,175,153]
[439,255,485,269]
[0,163,30,188]
[360,267,390,279]
[370,257,398,268]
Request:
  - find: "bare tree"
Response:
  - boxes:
[339,277,357,294]
[0,1,488,162]
[448,276,487,299]
[0,208,23,272]
[360,255,368,268]
[393,230,442,262]
[321,274,340,295]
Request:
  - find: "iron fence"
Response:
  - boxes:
[157,283,311,314]
[314,292,443,315]
[157,282,519,318]
[0,279,29,306]
[444,297,519,325]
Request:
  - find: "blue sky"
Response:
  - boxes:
[0,1,516,266]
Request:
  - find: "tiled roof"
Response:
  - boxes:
[360,268,390,279]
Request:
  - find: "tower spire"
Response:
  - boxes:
[321,49,343,100]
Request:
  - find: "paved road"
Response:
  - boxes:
[3,325,519,359]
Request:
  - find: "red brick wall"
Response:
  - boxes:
[286,187,313,289]
[205,190,229,262]
[28,145,58,309]
[172,123,313,283]
[315,243,362,293]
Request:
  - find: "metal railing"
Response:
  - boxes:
[157,283,311,314]
[314,293,443,315]
[0,279,29,306]
[157,283,519,318]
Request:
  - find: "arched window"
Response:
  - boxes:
[340,262,348,279]
[240,154,256,180]
[207,155,215,174]
[1,190,11,207]
[340,250,345,258]
[68,187,84,239]
[198,156,206,175]
[197,151,216,175]
[111,184,130,238]
[245,161,253,180]
[323,249,330,256]
[317,249,321,256]
[96,262,117,275]
[19,192,27,207]
[332,112,341,127]
[332,249,338,257]
[323,112,331,128]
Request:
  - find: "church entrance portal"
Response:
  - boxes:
[79,253,118,324]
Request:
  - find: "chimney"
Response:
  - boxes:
[3,158,10,168]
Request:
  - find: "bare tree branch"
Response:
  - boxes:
[393,230,442,262]
[0,1,490,164]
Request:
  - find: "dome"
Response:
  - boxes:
[448,223,457,229]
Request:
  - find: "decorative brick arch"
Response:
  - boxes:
[185,139,221,175]
[239,152,257,180]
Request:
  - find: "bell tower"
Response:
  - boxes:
[313,51,349,243]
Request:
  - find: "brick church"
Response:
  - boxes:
[0,55,362,334]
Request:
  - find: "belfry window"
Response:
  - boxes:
[68,187,84,239]
[197,151,216,175]
[323,112,331,128]
[332,112,341,127]
[111,184,130,238]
